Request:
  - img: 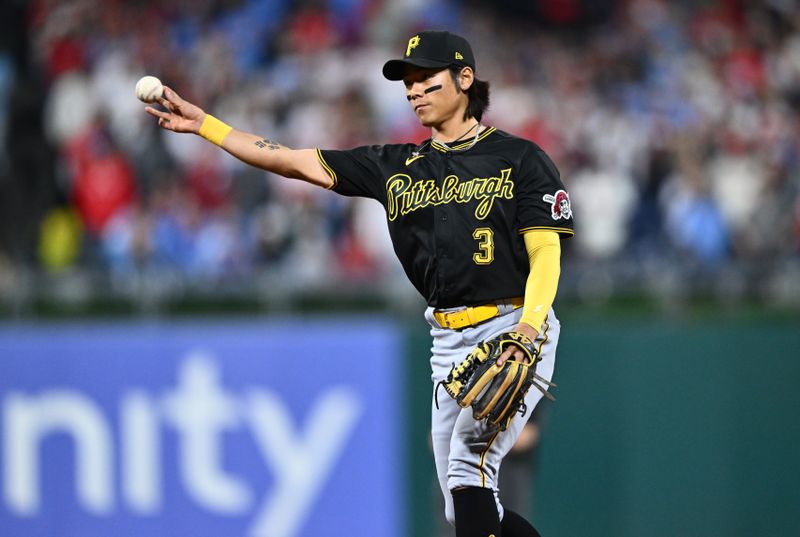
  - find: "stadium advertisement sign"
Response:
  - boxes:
[0,319,404,537]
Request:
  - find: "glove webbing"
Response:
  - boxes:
[435,359,475,410]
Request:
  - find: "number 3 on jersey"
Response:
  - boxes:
[472,227,494,265]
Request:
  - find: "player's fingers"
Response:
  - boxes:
[162,87,185,111]
[496,348,513,366]
[515,349,529,364]
[162,86,179,102]
[147,109,175,129]
[147,111,174,130]
[156,87,180,110]
[156,95,177,112]
[144,106,169,120]
[502,345,528,365]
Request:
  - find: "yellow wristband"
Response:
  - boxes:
[198,114,233,146]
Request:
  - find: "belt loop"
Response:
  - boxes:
[496,301,509,316]
[465,308,478,327]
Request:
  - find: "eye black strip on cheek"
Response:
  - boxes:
[424,84,443,94]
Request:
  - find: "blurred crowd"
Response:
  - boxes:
[0,0,799,306]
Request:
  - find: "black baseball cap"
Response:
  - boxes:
[382,30,476,81]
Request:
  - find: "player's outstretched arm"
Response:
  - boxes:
[144,86,332,188]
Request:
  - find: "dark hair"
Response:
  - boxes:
[449,66,490,122]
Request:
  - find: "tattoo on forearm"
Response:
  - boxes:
[255,138,281,150]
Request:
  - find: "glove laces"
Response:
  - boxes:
[434,351,482,410]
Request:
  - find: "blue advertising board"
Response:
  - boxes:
[0,318,405,537]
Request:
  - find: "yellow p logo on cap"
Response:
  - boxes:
[406,35,420,57]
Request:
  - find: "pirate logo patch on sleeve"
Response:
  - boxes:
[543,189,572,220]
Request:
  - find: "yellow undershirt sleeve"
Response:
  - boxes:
[519,230,562,333]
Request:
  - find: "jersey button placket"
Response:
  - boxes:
[442,162,452,226]
[434,152,453,301]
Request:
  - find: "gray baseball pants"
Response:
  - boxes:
[425,302,560,524]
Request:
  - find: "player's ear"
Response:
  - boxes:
[458,67,475,92]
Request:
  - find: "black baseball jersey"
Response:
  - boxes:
[317,127,574,308]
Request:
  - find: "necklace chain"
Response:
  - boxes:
[412,122,482,158]
[434,122,481,150]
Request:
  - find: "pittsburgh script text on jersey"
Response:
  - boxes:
[386,168,514,221]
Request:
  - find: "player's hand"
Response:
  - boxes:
[144,86,204,134]
[496,322,539,366]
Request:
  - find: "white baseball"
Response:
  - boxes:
[135,75,164,103]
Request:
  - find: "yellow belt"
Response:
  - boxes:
[433,297,524,330]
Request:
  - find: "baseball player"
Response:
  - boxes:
[145,30,573,537]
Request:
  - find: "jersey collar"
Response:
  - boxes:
[430,126,496,153]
